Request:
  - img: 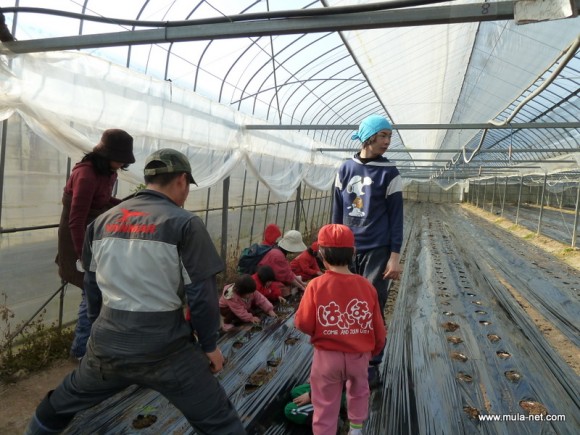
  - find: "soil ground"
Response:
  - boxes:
[1,203,577,434]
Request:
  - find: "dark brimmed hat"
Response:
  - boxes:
[92,129,135,164]
[144,148,196,185]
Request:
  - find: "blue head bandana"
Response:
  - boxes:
[351,115,392,142]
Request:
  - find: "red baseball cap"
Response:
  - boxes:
[318,224,354,248]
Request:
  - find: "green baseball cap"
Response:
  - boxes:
[144,148,196,185]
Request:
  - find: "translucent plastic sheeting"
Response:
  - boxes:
[0,49,343,201]
[368,202,579,435]
[337,1,580,161]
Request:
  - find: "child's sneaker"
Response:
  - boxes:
[348,422,363,435]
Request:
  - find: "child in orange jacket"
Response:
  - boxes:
[295,224,386,435]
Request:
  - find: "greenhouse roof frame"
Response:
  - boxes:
[1,0,579,186]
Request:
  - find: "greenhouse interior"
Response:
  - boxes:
[0,0,579,434]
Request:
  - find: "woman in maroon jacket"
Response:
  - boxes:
[56,129,135,359]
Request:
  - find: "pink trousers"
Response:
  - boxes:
[310,348,371,435]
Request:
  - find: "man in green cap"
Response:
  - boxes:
[25,149,245,434]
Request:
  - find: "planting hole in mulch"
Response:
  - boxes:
[233,341,245,349]
[450,352,468,362]
[440,301,451,306]
[447,336,463,344]
[487,334,501,342]
[471,301,483,305]
[250,325,263,333]
[456,372,473,382]
[244,367,276,393]
[466,293,477,297]
[267,359,281,367]
[496,350,511,359]
[520,400,548,416]
[463,406,479,420]
[285,336,300,345]
[479,320,491,326]
[442,321,460,332]
[505,371,522,382]
[474,310,487,315]
[132,414,158,429]
[443,311,454,316]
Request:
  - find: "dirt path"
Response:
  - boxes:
[0,359,78,434]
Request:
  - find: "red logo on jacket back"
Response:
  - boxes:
[106,208,156,234]
[116,208,150,223]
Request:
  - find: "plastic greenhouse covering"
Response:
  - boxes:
[0,1,579,434]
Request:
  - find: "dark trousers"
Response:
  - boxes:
[30,342,245,435]
[352,246,392,365]
[353,246,393,317]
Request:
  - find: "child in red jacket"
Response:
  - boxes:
[253,265,286,304]
[295,224,386,435]
[219,274,277,331]
[291,241,323,281]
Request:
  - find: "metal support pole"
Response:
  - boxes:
[475,182,479,207]
[0,120,8,229]
[304,186,313,229]
[516,175,523,226]
[501,176,508,217]
[264,190,271,230]
[490,176,497,214]
[204,187,211,226]
[572,181,580,249]
[325,191,332,223]
[58,281,66,330]
[235,170,248,252]
[249,180,260,242]
[427,181,432,202]
[282,201,289,233]
[482,181,487,211]
[294,183,302,231]
[221,177,230,263]
[537,173,547,236]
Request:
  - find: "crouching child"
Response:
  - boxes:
[219,274,277,331]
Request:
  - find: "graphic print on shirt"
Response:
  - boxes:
[317,298,374,334]
[346,176,372,217]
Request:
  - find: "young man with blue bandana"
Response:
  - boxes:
[332,114,403,366]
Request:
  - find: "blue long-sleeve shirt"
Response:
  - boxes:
[332,154,403,253]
